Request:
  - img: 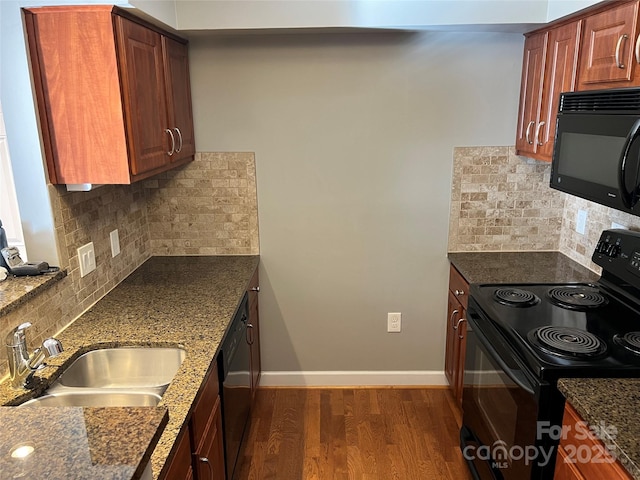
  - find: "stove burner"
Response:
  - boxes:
[613,332,640,356]
[493,288,539,307]
[547,286,608,310]
[528,326,607,358]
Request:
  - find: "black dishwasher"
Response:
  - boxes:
[219,293,251,480]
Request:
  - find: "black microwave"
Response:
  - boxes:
[551,87,640,215]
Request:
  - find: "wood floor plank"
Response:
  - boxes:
[234,387,471,480]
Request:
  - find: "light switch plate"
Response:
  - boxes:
[78,242,96,277]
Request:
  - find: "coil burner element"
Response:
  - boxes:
[547,286,608,310]
[493,288,539,308]
[613,332,640,356]
[528,326,607,358]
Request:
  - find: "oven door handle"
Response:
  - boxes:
[468,315,536,396]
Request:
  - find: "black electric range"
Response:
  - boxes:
[460,229,640,480]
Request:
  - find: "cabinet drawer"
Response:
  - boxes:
[449,265,469,309]
[190,362,219,445]
[559,403,632,480]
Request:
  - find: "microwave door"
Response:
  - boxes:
[618,118,640,209]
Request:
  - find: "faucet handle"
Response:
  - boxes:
[6,322,32,347]
[42,338,63,357]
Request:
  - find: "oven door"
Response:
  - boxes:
[461,309,558,480]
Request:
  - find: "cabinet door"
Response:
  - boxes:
[247,269,261,395]
[453,317,467,407]
[578,1,640,89]
[115,16,170,176]
[537,21,581,160]
[554,446,586,480]
[162,428,194,480]
[163,37,196,162]
[445,290,462,388]
[193,396,226,480]
[516,31,548,156]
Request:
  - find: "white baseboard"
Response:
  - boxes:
[259,370,448,387]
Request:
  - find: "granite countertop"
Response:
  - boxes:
[558,378,640,480]
[448,251,599,284]
[0,407,168,480]
[0,269,67,316]
[0,255,260,479]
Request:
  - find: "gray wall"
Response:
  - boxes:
[189,31,524,380]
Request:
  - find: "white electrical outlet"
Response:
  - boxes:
[387,312,401,333]
[576,209,587,235]
[77,242,96,277]
[110,229,120,257]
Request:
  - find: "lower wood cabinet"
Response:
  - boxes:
[189,365,225,480]
[445,265,469,409]
[247,268,261,397]
[554,402,632,480]
[162,427,194,480]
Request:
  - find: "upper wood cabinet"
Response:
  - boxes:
[516,31,548,159]
[516,21,580,162]
[577,0,640,90]
[23,6,195,186]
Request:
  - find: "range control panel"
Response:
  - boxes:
[593,229,640,281]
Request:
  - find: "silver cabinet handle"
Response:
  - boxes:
[199,457,214,480]
[173,127,183,153]
[457,318,466,339]
[535,121,546,146]
[247,323,254,345]
[635,33,640,64]
[449,309,459,329]
[454,289,464,296]
[165,129,175,156]
[616,34,628,69]
[525,120,535,145]
[250,286,260,292]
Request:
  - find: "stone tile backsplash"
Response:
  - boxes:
[449,146,565,252]
[0,152,259,377]
[448,145,640,274]
[143,152,259,256]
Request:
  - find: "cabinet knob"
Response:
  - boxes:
[455,289,464,296]
[250,286,260,292]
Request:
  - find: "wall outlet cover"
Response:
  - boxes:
[576,210,587,235]
[387,312,401,333]
[110,229,120,257]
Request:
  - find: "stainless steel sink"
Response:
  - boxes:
[55,347,186,389]
[20,391,161,407]
[19,346,186,407]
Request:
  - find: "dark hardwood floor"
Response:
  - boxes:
[234,387,472,480]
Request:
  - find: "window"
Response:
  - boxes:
[0,105,26,258]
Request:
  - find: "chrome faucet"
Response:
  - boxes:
[6,322,63,389]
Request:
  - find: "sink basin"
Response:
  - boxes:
[20,391,161,407]
[55,347,186,389]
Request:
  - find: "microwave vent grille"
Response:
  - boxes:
[560,89,640,113]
